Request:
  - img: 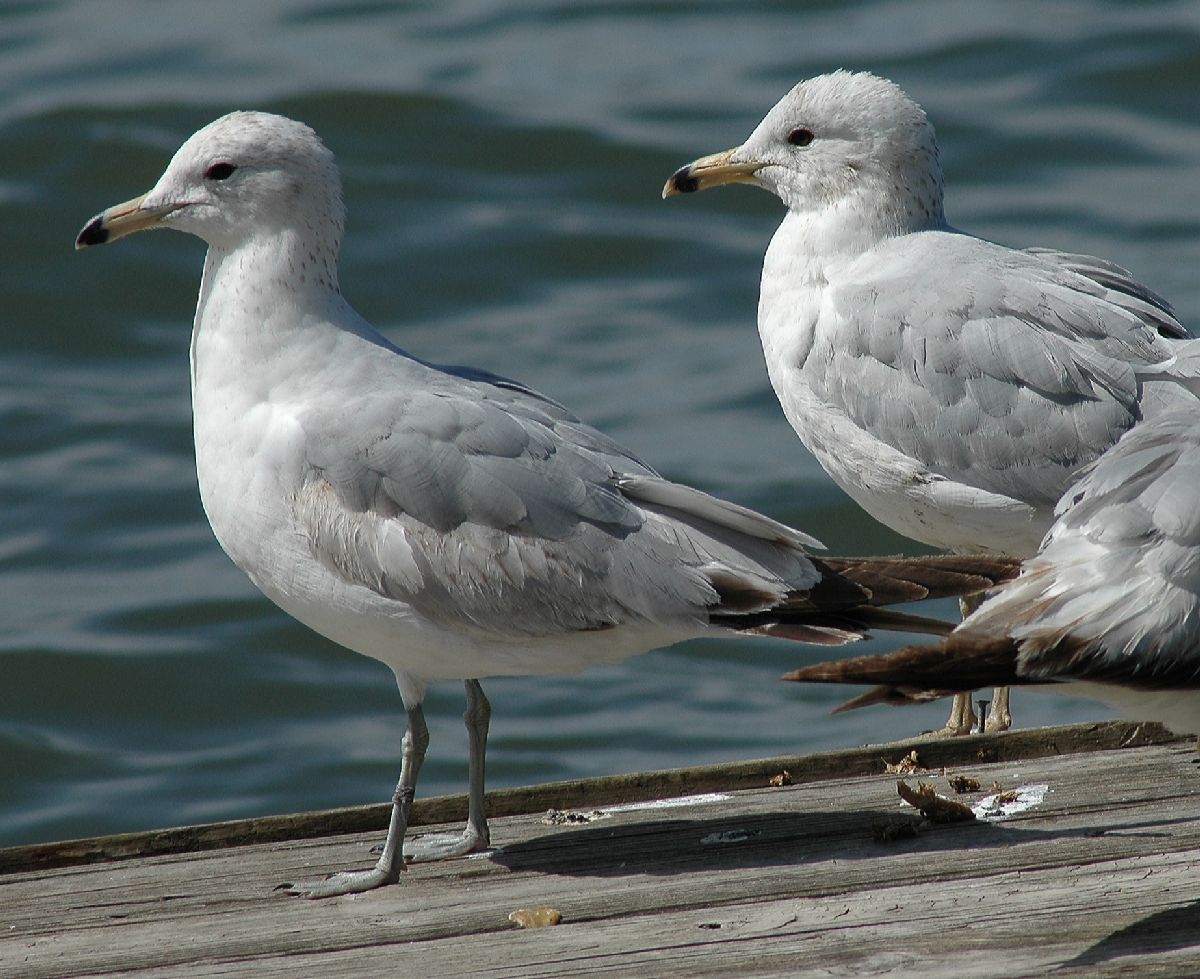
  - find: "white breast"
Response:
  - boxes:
[756,222,1048,557]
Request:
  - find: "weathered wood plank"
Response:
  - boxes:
[67,852,1197,979]
[1,726,1195,979]
[0,719,1176,874]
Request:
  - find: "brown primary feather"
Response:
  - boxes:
[832,684,962,712]
[740,621,865,646]
[817,554,1021,606]
[783,635,1030,713]
[848,606,959,637]
[706,568,811,614]
[710,554,1019,643]
[739,606,959,646]
[786,623,1200,715]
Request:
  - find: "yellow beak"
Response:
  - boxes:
[661,147,763,199]
[75,194,184,250]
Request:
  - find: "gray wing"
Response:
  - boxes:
[1021,247,1187,340]
[965,409,1200,686]
[811,231,1190,508]
[296,361,822,641]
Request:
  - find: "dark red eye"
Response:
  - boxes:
[205,162,237,181]
[787,128,814,147]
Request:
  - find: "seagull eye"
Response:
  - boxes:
[786,128,814,147]
[205,162,237,181]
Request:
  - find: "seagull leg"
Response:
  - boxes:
[935,593,985,736]
[279,702,429,898]
[939,692,977,736]
[935,593,1013,736]
[404,679,492,862]
[985,685,1012,732]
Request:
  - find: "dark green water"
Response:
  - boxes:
[2,1,1198,847]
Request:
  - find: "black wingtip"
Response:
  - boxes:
[75,216,109,250]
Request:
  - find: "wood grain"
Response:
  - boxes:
[1,721,1196,978]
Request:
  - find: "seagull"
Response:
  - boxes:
[663,69,1193,735]
[785,408,1200,740]
[75,111,1018,897]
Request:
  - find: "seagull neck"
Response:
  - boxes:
[212,227,340,296]
[769,189,945,273]
[194,231,349,342]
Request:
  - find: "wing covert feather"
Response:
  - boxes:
[294,364,823,640]
[809,232,1188,507]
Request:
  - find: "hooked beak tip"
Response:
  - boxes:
[660,148,762,201]
[662,165,700,199]
[75,216,110,250]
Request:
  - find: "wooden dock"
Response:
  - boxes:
[3,720,1197,978]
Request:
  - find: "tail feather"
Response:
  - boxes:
[783,635,1030,712]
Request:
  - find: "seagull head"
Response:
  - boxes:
[663,70,945,232]
[76,111,346,255]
